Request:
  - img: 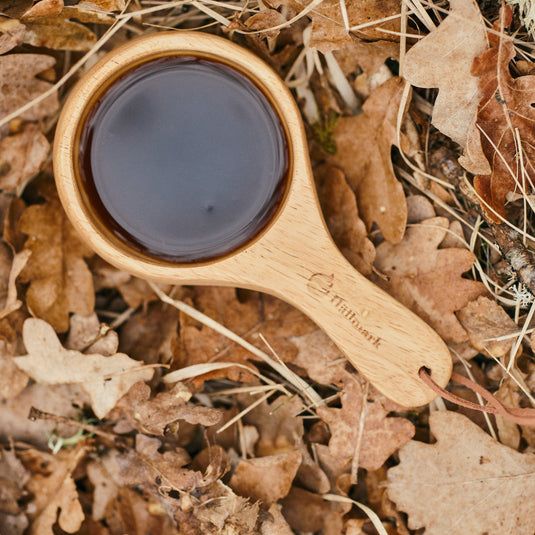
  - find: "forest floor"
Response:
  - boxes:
[1,0,535,533]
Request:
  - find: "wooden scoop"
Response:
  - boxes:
[54,31,452,407]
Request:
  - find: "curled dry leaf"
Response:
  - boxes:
[328,77,409,243]
[317,375,415,471]
[316,165,376,275]
[229,450,302,505]
[387,411,535,535]
[13,318,153,418]
[456,296,520,358]
[22,0,63,18]
[18,193,95,332]
[464,7,535,219]
[374,217,488,343]
[403,0,487,147]
[0,123,49,191]
[112,381,222,436]
[0,54,59,123]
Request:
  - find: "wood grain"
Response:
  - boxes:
[53,31,452,407]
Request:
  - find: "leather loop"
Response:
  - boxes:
[419,368,535,426]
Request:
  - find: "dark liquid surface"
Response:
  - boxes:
[78,56,288,263]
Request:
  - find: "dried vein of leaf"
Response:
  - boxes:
[403,0,487,147]
[13,318,153,418]
[387,411,535,535]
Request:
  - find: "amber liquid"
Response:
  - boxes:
[77,56,289,263]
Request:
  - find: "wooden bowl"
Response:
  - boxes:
[54,31,452,407]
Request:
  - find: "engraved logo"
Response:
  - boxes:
[307,272,382,348]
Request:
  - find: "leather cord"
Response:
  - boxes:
[419,368,535,426]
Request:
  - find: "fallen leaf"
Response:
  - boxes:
[317,375,415,471]
[464,7,535,219]
[387,410,535,535]
[328,77,409,243]
[23,442,88,535]
[291,329,347,385]
[260,503,293,535]
[117,434,198,491]
[22,0,63,18]
[0,125,49,191]
[287,0,401,52]
[171,480,259,535]
[316,165,376,275]
[0,54,59,122]
[104,487,180,535]
[242,394,304,456]
[111,381,222,436]
[230,450,302,505]
[0,19,26,55]
[374,216,487,343]
[0,446,30,515]
[456,296,520,357]
[13,318,153,418]
[65,313,118,355]
[280,486,350,535]
[245,9,288,40]
[403,0,487,147]
[86,451,121,522]
[18,191,95,332]
[22,16,97,51]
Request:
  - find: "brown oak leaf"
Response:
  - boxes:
[316,165,376,275]
[0,123,49,191]
[0,19,26,55]
[387,411,535,535]
[464,7,535,219]
[403,0,487,147]
[328,77,409,243]
[284,0,400,52]
[13,318,154,418]
[0,53,59,123]
[374,216,488,343]
[18,191,95,332]
[111,381,222,436]
[23,442,89,535]
[229,450,302,505]
[317,375,415,471]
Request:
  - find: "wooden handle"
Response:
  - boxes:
[259,237,452,407]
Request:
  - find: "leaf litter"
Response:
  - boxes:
[3,0,535,533]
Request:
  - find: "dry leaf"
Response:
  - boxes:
[111,381,222,436]
[316,165,376,275]
[24,443,88,535]
[374,217,487,343]
[317,375,415,471]
[18,192,95,332]
[86,451,121,522]
[242,394,304,456]
[387,410,535,535]
[291,329,347,385]
[0,124,48,191]
[328,77,409,243]
[22,16,96,51]
[105,487,180,535]
[280,486,351,535]
[456,296,520,357]
[13,318,153,418]
[65,313,118,355]
[403,0,487,147]
[464,7,535,219]
[230,450,302,505]
[287,0,400,52]
[0,53,59,123]
[260,503,293,535]
[0,19,26,55]
[22,0,63,18]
